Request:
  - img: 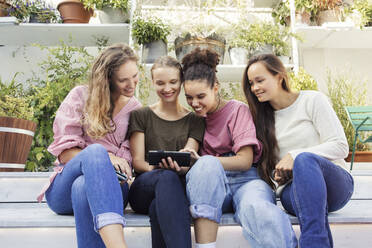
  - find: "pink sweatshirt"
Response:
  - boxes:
[201,100,262,163]
[37,85,141,202]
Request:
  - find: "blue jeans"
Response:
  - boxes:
[186,155,297,248]
[281,152,354,248]
[45,144,129,248]
[128,169,191,248]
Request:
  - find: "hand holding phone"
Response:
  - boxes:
[148,150,191,167]
[116,170,128,181]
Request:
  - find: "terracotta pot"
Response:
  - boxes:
[345,151,372,162]
[0,1,11,17]
[0,117,37,172]
[57,0,93,23]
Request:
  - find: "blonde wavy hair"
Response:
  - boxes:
[83,43,138,139]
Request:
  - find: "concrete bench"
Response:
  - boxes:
[1,163,372,247]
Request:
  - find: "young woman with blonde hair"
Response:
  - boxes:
[127,56,205,248]
[37,43,141,248]
[243,53,353,248]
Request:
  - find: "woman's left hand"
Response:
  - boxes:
[274,153,294,185]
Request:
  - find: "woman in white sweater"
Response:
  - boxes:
[243,54,354,248]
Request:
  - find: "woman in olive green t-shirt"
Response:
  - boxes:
[127,56,205,248]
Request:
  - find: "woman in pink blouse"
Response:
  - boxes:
[37,43,141,248]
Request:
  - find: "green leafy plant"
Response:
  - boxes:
[352,0,372,27]
[81,0,128,12]
[272,0,316,25]
[228,21,300,56]
[132,16,171,45]
[326,70,369,151]
[0,75,34,121]
[289,67,318,91]
[9,0,58,23]
[220,82,246,103]
[25,42,94,171]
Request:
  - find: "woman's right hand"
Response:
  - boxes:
[179,148,200,161]
[109,153,133,180]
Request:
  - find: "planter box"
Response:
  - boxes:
[0,117,37,171]
[345,151,372,162]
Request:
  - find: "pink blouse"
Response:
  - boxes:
[37,85,141,202]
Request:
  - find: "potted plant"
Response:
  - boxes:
[0,0,11,17]
[314,0,345,25]
[227,21,299,64]
[57,0,93,23]
[173,19,227,63]
[351,0,372,28]
[132,16,170,63]
[81,0,129,23]
[326,70,371,162]
[272,0,315,26]
[0,76,37,172]
[7,0,58,23]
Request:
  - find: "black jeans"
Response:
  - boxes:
[128,169,191,248]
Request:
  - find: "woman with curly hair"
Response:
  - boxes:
[181,48,297,248]
[37,43,141,248]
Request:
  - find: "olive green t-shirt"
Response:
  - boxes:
[127,106,205,161]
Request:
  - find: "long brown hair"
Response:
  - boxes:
[242,54,290,189]
[83,43,138,139]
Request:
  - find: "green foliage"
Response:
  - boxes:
[352,0,372,27]
[25,42,94,171]
[289,67,318,91]
[272,0,316,25]
[81,0,129,12]
[326,70,369,151]
[132,16,171,45]
[228,21,300,56]
[137,63,151,106]
[9,0,59,23]
[220,82,246,103]
[0,75,34,121]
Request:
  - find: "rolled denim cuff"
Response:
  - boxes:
[94,212,126,233]
[189,204,222,223]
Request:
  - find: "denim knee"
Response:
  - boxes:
[186,155,227,223]
[71,175,125,233]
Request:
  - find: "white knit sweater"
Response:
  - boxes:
[275,90,349,170]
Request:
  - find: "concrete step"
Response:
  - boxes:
[1,166,372,203]
[1,224,372,248]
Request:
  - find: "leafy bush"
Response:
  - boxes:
[25,42,94,171]
[326,70,369,151]
[0,75,34,121]
[132,16,171,45]
[289,67,318,91]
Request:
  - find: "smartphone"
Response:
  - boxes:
[148,150,191,167]
[116,170,128,181]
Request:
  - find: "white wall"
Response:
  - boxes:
[301,48,372,103]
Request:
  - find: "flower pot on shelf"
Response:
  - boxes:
[0,1,11,17]
[0,117,37,172]
[175,34,226,63]
[57,0,93,23]
[98,7,129,23]
[142,40,167,64]
[345,151,372,162]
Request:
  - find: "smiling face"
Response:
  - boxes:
[111,60,139,98]
[184,79,219,116]
[247,62,283,103]
[152,66,182,103]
